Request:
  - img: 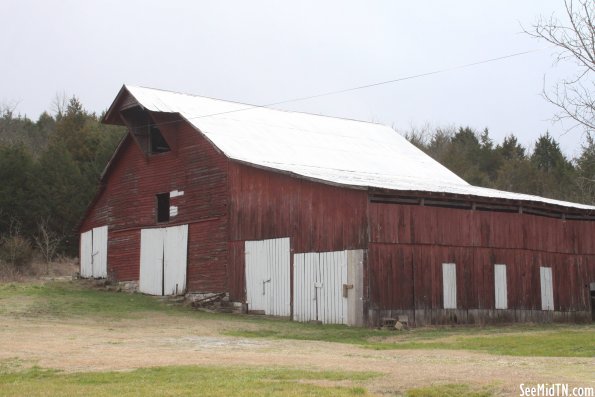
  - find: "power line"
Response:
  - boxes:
[141,47,549,129]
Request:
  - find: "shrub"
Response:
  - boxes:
[0,234,34,270]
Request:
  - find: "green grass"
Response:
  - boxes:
[225,319,595,357]
[0,364,377,397]
[1,280,593,357]
[405,383,494,397]
[0,281,185,319]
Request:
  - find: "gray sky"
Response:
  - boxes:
[1,0,589,156]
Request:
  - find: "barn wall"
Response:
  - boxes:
[368,203,595,325]
[81,113,230,293]
[227,163,368,301]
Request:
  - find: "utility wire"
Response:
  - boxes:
[142,47,549,128]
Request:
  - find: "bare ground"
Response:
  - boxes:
[0,313,592,395]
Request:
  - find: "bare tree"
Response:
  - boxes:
[525,0,594,133]
[50,91,68,119]
[0,218,33,270]
[33,218,62,273]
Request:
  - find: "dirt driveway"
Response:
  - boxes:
[1,313,592,395]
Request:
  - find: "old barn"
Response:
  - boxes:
[79,85,595,326]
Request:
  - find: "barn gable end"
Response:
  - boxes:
[81,93,230,293]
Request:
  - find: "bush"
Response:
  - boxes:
[0,235,34,270]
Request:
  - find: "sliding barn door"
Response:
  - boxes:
[140,228,164,295]
[79,225,108,278]
[80,230,93,278]
[140,225,188,296]
[163,225,188,296]
[293,249,363,325]
[245,237,290,316]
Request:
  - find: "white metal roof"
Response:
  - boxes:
[123,85,595,211]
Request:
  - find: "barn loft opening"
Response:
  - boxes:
[120,106,171,155]
[156,193,170,223]
[149,125,170,154]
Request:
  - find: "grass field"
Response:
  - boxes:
[0,280,593,396]
[1,281,592,357]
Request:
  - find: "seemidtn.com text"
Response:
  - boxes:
[520,384,594,397]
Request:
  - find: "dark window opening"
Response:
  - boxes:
[156,193,170,223]
[150,125,171,154]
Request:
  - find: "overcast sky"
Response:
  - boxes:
[1,0,589,156]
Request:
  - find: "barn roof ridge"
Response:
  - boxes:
[126,84,390,127]
[105,84,595,212]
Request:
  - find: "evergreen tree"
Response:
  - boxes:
[575,133,595,204]
[0,144,36,237]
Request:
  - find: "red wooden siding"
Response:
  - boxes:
[227,163,369,301]
[81,112,230,292]
[107,229,139,281]
[228,163,368,252]
[227,241,245,302]
[368,203,595,324]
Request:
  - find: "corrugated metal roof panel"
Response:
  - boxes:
[124,85,595,211]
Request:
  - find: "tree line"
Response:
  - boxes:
[406,126,595,205]
[0,98,124,267]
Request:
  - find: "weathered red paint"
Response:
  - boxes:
[81,111,229,293]
[81,88,595,325]
[367,203,595,324]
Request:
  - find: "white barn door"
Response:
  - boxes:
[540,266,554,311]
[164,225,188,296]
[140,228,164,295]
[80,230,93,278]
[293,249,363,325]
[140,225,188,296]
[245,237,290,316]
[80,225,108,278]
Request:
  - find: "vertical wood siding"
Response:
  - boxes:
[228,164,368,253]
[368,203,595,324]
[81,111,229,293]
[227,163,368,302]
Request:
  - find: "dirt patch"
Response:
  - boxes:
[0,314,592,395]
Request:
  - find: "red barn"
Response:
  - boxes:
[80,85,595,326]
